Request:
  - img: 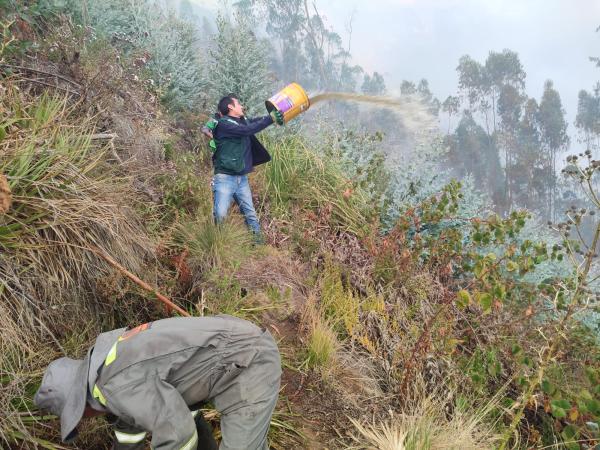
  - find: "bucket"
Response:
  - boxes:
[265,82,310,124]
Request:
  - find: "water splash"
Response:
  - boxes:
[308,92,437,132]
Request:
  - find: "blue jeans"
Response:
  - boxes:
[212,173,261,234]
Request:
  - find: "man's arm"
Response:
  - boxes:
[104,377,197,450]
[217,116,273,138]
[246,116,266,124]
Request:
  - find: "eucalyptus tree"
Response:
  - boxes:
[361,72,386,95]
[538,80,569,220]
[442,95,460,134]
[206,13,273,115]
[448,111,505,211]
[258,0,364,92]
[455,50,527,213]
[576,84,600,155]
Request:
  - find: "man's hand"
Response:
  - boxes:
[270,110,284,126]
[202,117,218,138]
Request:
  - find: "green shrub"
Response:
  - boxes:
[304,316,339,370]
[320,258,359,337]
[259,134,372,236]
[175,216,252,273]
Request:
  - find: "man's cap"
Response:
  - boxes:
[34,354,91,442]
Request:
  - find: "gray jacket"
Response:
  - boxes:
[87,315,281,450]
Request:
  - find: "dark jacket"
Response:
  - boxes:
[213,115,272,175]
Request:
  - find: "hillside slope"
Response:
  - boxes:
[1,6,600,450]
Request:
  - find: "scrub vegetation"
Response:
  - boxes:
[1,1,600,450]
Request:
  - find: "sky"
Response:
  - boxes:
[314,0,600,141]
[187,0,600,145]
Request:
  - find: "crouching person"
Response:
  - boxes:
[34,315,282,450]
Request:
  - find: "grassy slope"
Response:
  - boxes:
[3,12,599,450]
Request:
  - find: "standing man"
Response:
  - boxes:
[206,94,282,242]
[34,315,282,450]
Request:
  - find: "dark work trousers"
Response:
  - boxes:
[110,410,218,450]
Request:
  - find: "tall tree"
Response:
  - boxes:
[361,72,386,95]
[400,80,417,95]
[258,0,363,91]
[206,13,273,115]
[497,83,524,210]
[456,50,528,212]
[442,95,460,134]
[457,55,490,131]
[417,79,440,116]
[447,111,505,210]
[485,49,526,132]
[589,25,600,67]
[575,83,600,154]
[510,98,549,212]
[538,80,569,219]
[457,50,525,135]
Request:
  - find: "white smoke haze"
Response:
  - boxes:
[185,0,599,149]
[178,0,599,223]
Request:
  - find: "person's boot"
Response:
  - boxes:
[194,410,218,450]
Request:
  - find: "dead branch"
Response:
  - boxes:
[0,63,82,88]
[89,246,190,317]
[13,76,81,96]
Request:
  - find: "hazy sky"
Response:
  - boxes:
[315,0,600,139]
[190,0,599,143]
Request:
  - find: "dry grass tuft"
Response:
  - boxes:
[0,90,150,327]
[330,350,386,408]
[0,86,153,448]
[175,215,253,274]
[233,247,308,305]
[349,381,500,450]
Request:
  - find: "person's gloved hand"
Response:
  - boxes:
[269,110,284,125]
[202,117,218,138]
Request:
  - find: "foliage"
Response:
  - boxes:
[64,0,204,111]
[260,134,373,236]
[257,0,365,92]
[316,125,390,209]
[0,88,153,448]
[357,170,600,448]
[206,13,273,115]
[175,216,253,273]
[381,135,488,230]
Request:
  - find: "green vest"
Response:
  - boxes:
[214,117,245,173]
